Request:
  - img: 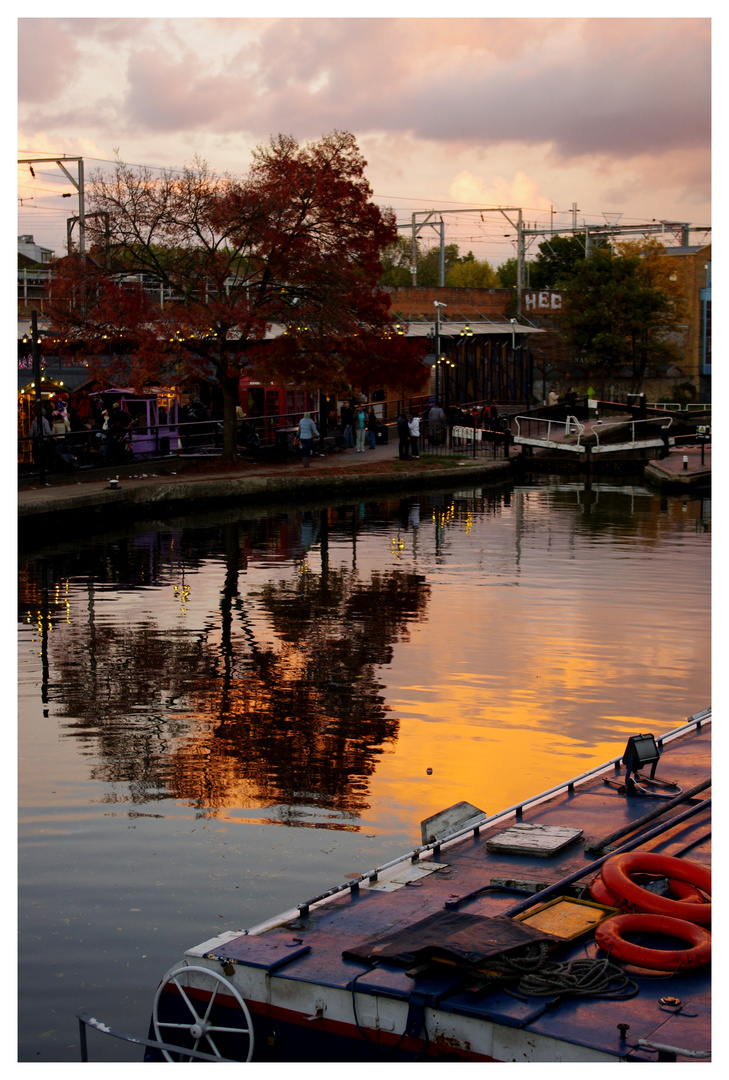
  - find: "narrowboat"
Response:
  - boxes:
[90,388,180,458]
[80,709,711,1063]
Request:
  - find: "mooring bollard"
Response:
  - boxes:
[683,456,688,471]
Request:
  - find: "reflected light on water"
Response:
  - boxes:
[17,480,710,1062]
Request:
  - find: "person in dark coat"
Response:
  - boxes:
[30,413,53,469]
[108,402,132,463]
[366,406,378,450]
[397,411,410,459]
[341,402,355,448]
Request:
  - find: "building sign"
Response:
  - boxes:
[523,291,562,312]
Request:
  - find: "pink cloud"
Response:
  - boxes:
[17,17,711,258]
[19,18,710,166]
[18,20,81,104]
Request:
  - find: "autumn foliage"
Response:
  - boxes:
[45,132,422,461]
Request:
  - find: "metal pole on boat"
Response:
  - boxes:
[584,778,711,853]
[500,796,711,919]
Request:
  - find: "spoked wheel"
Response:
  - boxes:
[153,964,254,1061]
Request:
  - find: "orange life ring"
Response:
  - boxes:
[590,875,620,906]
[595,912,711,971]
[600,853,711,925]
[590,872,705,908]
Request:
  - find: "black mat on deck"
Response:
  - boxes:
[342,909,558,968]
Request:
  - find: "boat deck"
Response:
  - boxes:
[175,714,711,1062]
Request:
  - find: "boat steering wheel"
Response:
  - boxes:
[152,963,254,1062]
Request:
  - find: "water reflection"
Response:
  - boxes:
[19,483,710,832]
[19,504,433,823]
[17,480,711,1065]
[172,546,430,822]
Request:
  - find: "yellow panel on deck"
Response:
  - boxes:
[514,896,618,940]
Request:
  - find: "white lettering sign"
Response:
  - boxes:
[523,291,562,312]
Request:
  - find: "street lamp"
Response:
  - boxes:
[509,317,517,356]
[434,301,447,403]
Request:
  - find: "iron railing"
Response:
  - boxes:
[76,1010,234,1062]
[591,416,673,454]
[417,418,511,459]
[513,414,587,453]
[18,398,516,476]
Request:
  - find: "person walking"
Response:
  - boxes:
[354,405,367,452]
[297,412,319,467]
[408,413,420,459]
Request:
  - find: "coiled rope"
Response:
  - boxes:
[505,955,639,1001]
[471,942,638,1000]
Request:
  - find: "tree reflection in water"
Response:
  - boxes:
[20,504,431,825]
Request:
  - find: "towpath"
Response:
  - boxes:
[17,435,511,535]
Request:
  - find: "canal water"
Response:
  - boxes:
[17,477,710,1062]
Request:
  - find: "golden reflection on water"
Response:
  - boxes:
[18,484,710,839]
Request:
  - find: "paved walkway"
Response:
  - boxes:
[18,435,514,528]
[643,443,711,488]
[19,437,404,502]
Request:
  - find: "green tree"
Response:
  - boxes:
[381,242,497,289]
[495,257,518,288]
[561,242,687,393]
[446,251,497,288]
[529,233,611,289]
[530,234,586,288]
[416,243,461,286]
[379,235,415,287]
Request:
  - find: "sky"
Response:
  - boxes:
[15,6,713,268]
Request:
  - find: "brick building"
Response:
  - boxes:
[385,286,542,408]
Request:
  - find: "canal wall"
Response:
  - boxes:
[18,457,514,544]
[17,438,710,548]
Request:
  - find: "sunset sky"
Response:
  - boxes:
[17,9,712,266]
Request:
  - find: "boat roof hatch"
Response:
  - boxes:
[420,801,486,845]
[486,823,583,857]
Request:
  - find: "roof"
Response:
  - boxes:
[18,364,95,395]
[394,321,541,339]
[262,320,542,341]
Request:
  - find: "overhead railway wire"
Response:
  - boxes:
[18,152,710,267]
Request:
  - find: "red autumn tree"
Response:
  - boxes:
[45,132,407,463]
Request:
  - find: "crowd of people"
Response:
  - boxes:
[25,391,224,474]
[283,395,516,467]
[338,400,383,452]
[28,394,137,473]
[25,386,520,474]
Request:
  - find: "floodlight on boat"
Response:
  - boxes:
[622,733,660,781]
